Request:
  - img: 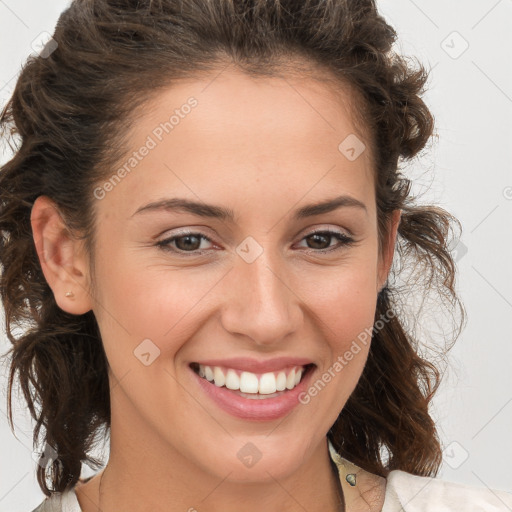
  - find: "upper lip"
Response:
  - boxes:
[192,357,314,374]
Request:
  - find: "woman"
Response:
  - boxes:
[1,0,511,511]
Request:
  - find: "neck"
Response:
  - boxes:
[93,427,343,512]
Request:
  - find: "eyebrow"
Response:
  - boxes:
[131,194,367,222]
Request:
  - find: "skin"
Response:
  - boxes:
[31,65,401,512]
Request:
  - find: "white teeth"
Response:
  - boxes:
[286,368,296,390]
[240,371,259,393]
[225,369,239,390]
[213,366,225,387]
[276,371,287,391]
[204,365,214,382]
[259,372,277,394]
[195,364,307,395]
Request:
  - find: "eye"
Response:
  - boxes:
[155,228,354,256]
[156,232,215,255]
[296,229,355,253]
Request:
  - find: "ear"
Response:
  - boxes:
[377,209,402,293]
[31,195,93,315]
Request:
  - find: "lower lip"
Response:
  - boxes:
[191,365,315,421]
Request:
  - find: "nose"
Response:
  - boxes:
[220,248,303,347]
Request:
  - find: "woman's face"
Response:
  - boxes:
[85,67,398,482]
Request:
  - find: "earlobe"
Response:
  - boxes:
[30,196,93,315]
[377,209,402,293]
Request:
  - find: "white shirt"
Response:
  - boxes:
[327,439,512,511]
[31,441,512,511]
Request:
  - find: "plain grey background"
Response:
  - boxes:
[1,1,511,510]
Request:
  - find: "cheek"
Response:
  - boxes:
[299,266,378,420]
[90,248,224,372]
[299,251,379,393]
[306,255,380,340]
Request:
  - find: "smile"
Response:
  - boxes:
[191,363,311,395]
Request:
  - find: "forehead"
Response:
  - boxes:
[98,67,375,220]
[140,67,368,153]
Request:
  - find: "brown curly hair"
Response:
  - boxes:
[0,0,464,497]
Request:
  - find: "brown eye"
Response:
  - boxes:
[156,232,214,254]
[174,234,202,251]
[298,230,354,253]
[305,233,332,250]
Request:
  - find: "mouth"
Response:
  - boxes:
[190,362,315,399]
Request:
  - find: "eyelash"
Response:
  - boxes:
[155,229,355,256]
